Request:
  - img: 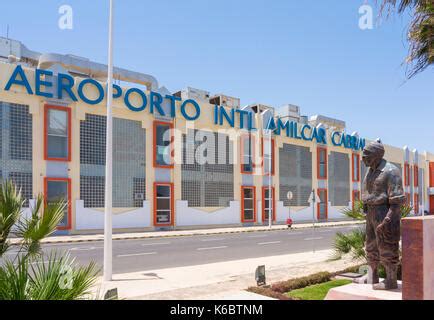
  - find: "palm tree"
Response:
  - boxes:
[0,180,99,300]
[379,0,434,78]
[331,200,412,261]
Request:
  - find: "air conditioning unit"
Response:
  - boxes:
[209,94,240,109]
[277,104,301,122]
[0,37,22,60]
[309,114,346,130]
[248,103,274,115]
[173,87,210,102]
[134,193,144,201]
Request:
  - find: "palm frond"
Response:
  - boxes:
[16,195,67,257]
[29,251,99,300]
[1,252,99,300]
[0,255,30,300]
[340,200,366,221]
[0,180,25,257]
[401,204,413,217]
[331,228,367,261]
[379,0,434,78]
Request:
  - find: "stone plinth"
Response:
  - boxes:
[402,215,434,300]
[325,282,402,300]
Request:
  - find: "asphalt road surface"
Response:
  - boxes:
[3,225,363,274]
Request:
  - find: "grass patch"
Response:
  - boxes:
[286,279,352,300]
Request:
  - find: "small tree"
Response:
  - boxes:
[0,180,99,300]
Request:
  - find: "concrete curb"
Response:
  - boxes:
[9,221,365,245]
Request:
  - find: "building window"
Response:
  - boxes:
[352,190,360,210]
[241,134,255,174]
[45,105,71,161]
[317,189,328,220]
[154,183,174,226]
[414,194,419,214]
[317,147,327,179]
[45,178,71,230]
[352,154,360,182]
[414,165,419,187]
[262,187,275,222]
[404,163,410,186]
[241,186,256,223]
[154,121,174,168]
[261,137,275,175]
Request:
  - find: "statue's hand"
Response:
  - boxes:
[376,222,385,235]
[376,216,391,238]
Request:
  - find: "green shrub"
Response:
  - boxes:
[0,180,99,300]
[332,264,365,276]
[271,272,332,293]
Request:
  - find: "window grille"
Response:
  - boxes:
[328,151,350,206]
[181,129,234,207]
[80,114,146,208]
[279,143,312,207]
[0,102,33,207]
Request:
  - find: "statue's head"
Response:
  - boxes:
[362,139,385,168]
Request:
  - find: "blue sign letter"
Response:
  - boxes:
[78,78,104,105]
[35,69,53,98]
[57,73,78,101]
[5,65,33,94]
[124,88,147,112]
[181,99,201,121]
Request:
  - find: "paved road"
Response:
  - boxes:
[3,225,362,274]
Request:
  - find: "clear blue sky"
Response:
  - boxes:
[1,0,433,151]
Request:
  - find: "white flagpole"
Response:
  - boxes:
[103,0,114,282]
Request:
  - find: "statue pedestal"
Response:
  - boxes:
[324,282,402,300]
[402,216,434,300]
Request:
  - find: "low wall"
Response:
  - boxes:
[75,200,151,230]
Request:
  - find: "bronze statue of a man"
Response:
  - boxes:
[361,140,405,290]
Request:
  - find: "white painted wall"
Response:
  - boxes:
[276,202,316,222]
[75,200,151,230]
[176,200,240,226]
[328,202,350,220]
[275,201,289,223]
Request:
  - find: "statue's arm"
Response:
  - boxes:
[385,171,406,222]
[361,175,369,214]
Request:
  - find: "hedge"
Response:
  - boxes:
[247,264,366,300]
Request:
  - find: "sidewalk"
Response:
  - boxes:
[94,249,356,300]
[10,220,364,245]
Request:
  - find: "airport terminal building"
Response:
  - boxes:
[1,37,433,234]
